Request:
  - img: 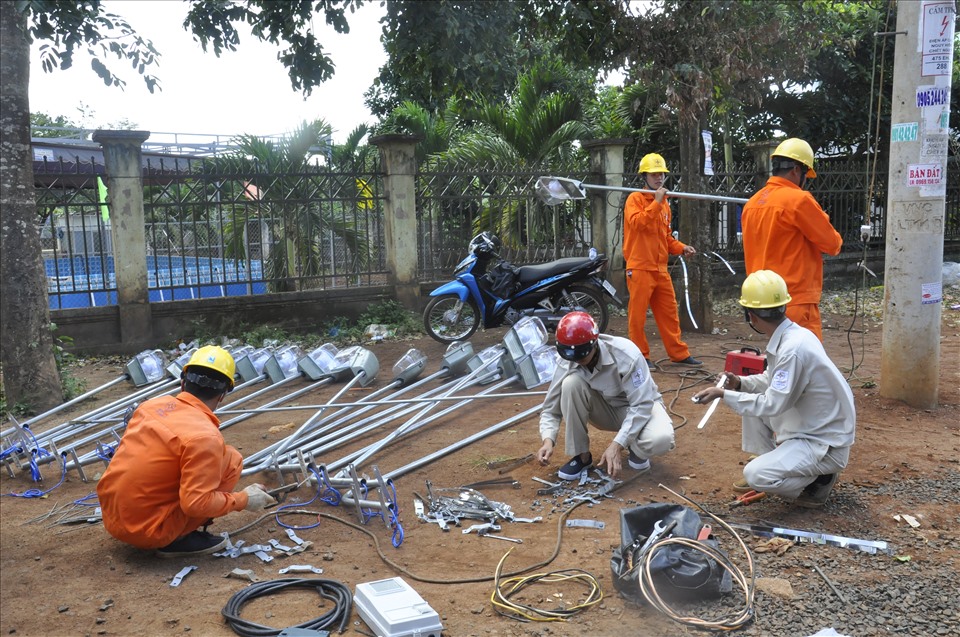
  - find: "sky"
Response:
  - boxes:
[28,0,388,144]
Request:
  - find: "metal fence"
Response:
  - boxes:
[35,150,960,310]
[38,154,387,309]
[416,158,595,281]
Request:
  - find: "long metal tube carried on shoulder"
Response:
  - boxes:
[534,176,749,205]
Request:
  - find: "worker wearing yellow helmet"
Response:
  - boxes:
[622,152,702,369]
[740,138,842,340]
[693,271,856,508]
[97,345,276,557]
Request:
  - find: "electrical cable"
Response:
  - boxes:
[228,469,652,586]
[491,548,603,622]
[635,483,755,631]
[220,577,352,637]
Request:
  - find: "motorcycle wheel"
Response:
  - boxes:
[423,294,481,343]
[560,285,610,332]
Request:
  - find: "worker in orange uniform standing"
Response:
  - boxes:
[623,152,702,368]
[741,138,842,340]
[97,346,276,557]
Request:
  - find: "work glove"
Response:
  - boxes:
[243,483,276,511]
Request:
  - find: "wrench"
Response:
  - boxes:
[635,519,675,558]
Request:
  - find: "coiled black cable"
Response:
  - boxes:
[221,577,352,637]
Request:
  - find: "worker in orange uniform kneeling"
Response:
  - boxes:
[623,152,702,369]
[97,346,275,557]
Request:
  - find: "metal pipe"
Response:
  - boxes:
[586,182,748,204]
[217,377,333,430]
[326,372,514,477]
[0,375,129,438]
[215,390,547,414]
[242,372,457,473]
[384,403,542,481]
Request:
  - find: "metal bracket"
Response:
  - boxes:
[566,519,605,530]
[170,565,197,587]
[278,564,323,575]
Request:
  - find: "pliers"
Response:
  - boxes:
[729,489,766,507]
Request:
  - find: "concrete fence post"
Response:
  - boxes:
[582,138,632,298]
[370,134,422,311]
[91,129,152,350]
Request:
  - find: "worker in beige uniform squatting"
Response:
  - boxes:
[693,271,856,507]
[536,311,675,481]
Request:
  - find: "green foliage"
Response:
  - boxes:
[356,300,421,335]
[22,0,161,93]
[50,325,86,400]
[183,0,362,95]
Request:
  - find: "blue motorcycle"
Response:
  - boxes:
[423,232,623,343]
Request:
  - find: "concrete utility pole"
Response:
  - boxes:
[880,0,955,409]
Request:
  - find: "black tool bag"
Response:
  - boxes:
[482,260,520,298]
[611,503,732,605]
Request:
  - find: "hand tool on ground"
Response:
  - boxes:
[532,476,565,495]
[477,527,523,543]
[727,522,893,555]
[730,490,766,507]
[694,376,727,429]
[485,453,534,473]
[462,523,501,535]
[460,477,522,490]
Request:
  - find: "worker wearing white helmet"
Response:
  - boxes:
[694,271,856,508]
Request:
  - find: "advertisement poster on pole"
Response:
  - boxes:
[701,130,714,176]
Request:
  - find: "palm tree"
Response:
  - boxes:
[212,119,369,292]
[437,60,592,253]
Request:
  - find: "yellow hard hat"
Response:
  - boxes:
[638,153,669,174]
[183,345,236,390]
[772,138,816,178]
[739,270,793,309]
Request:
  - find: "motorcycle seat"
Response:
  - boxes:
[516,257,595,285]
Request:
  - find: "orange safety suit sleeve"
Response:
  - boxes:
[742,176,842,306]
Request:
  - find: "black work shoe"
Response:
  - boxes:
[645,358,656,370]
[557,454,593,481]
[794,474,839,509]
[156,530,228,558]
[673,356,703,367]
[627,449,651,473]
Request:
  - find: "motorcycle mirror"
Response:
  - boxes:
[534,176,587,205]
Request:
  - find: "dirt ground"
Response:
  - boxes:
[1,295,958,637]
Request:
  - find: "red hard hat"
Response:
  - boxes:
[556,311,599,360]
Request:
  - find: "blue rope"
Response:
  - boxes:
[3,452,67,499]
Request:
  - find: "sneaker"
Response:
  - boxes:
[557,454,593,481]
[627,449,651,473]
[794,474,839,509]
[156,530,228,558]
[673,356,703,367]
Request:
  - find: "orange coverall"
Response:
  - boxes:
[97,392,248,549]
[622,191,691,361]
[741,176,843,340]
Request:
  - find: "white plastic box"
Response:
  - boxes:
[353,577,443,637]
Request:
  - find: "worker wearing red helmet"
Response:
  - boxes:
[536,311,676,480]
[97,346,276,557]
[622,152,702,368]
[741,138,843,340]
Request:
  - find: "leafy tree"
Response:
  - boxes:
[366,0,526,117]
[1,0,359,412]
[621,0,839,332]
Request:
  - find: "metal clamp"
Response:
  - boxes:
[170,565,197,587]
